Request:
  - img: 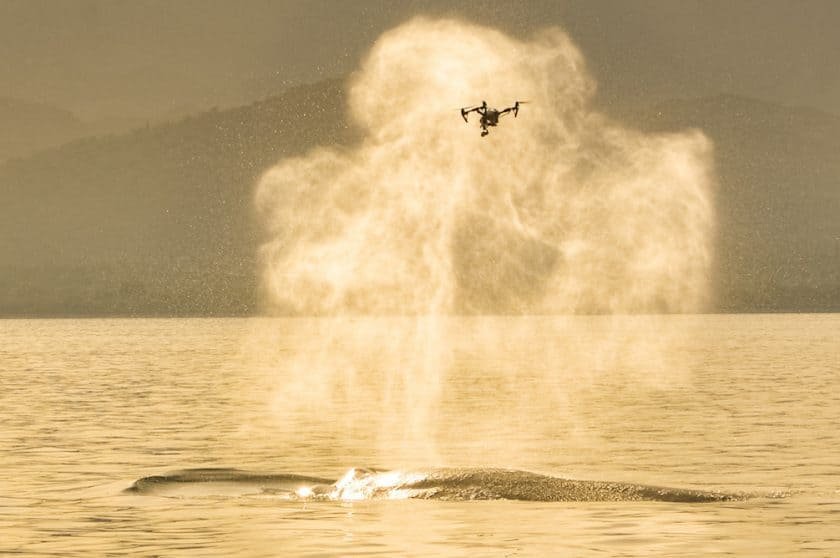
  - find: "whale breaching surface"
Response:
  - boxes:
[127,467,746,503]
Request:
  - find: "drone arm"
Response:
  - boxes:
[460,105,484,122]
[499,102,522,117]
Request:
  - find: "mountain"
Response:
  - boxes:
[627,95,840,312]
[0,85,837,316]
[0,97,89,163]
[0,80,353,316]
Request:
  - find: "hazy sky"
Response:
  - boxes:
[2,0,839,120]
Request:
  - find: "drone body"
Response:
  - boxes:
[460,100,526,136]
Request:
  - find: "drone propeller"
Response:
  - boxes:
[513,100,530,117]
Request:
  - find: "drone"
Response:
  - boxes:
[460,100,527,137]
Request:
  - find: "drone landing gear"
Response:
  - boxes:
[481,129,489,137]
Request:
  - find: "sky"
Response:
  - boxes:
[1,0,839,121]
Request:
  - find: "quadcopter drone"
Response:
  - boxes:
[460,100,527,137]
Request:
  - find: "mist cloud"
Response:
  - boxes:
[256,18,715,316]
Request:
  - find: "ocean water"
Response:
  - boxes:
[1,314,838,556]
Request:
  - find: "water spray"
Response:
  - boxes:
[253,17,716,462]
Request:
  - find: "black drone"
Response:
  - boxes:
[460,100,527,137]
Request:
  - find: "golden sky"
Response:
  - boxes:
[2,0,838,120]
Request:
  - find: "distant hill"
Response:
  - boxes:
[627,95,840,312]
[0,97,89,163]
[0,85,837,316]
[0,80,353,316]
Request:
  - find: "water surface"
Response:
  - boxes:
[1,315,838,556]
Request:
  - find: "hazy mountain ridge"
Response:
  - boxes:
[0,80,353,316]
[1,85,837,316]
[0,97,90,163]
[627,94,840,312]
